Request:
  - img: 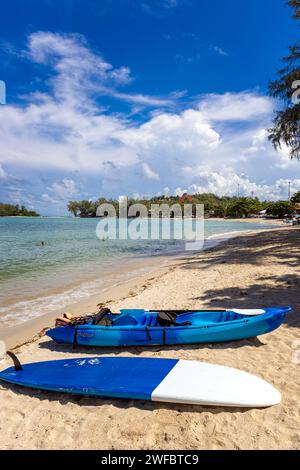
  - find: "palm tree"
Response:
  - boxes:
[268,1,300,159]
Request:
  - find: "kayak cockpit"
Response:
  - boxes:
[108,309,251,328]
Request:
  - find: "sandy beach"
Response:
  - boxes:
[0,227,299,450]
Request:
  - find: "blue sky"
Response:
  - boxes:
[0,0,299,215]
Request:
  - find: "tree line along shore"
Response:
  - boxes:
[1,192,299,219]
[67,192,300,219]
[0,203,40,217]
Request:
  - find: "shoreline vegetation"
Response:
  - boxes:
[0,203,40,217]
[0,226,299,449]
[67,192,299,219]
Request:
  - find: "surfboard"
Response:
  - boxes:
[0,356,281,408]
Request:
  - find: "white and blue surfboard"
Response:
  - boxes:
[0,356,281,408]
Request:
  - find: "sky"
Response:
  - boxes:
[0,0,299,215]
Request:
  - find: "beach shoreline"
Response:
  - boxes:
[0,226,299,450]
[0,216,282,329]
[0,223,283,349]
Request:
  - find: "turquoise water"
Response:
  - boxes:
[0,217,275,327]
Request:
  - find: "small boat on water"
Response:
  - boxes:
[47,306,291,347]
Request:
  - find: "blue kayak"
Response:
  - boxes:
[47,307,291,347]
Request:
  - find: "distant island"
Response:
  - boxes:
[67,193,300,219]
[0,203,40,217]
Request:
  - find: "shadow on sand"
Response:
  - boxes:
[175,229,300,328]
[180,228,300,269]
[189,274,299,328]
[0,377,256,416]
[38,334,266,357]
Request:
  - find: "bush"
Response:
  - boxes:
[266,201,294,218]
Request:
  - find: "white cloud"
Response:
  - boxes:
[174,172,300,201]
[198,92,273,122]
[1,31,300,213]
[26,31,179,109]
[141,163,160,181]
[175,187,187,197]
[0,164,7,179]
[41,193,60,204]
[119,109,220,153]
[107,89,176,107]
[243,129,268,155]
[49,178,78,199]
[27,31,133,90]
[41,178,78,206]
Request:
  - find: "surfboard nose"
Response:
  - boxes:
[259,383,281,407]
[245,374,281,407]
[151,360,282,408]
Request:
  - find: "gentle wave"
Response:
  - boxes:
[0,263,160,327]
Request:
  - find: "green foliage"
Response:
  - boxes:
[67,201,80,217]
[226,198,264,218]
[289,0,300,19]
[67,194,269,219]
[266,201,294,218]
[291,190,300,203]
[268,1,300,159]
[0,203,40,217]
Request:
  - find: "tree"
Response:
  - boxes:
[67,201,80,217]
[268,1,300,159]
[266,201,294,218]
[77,200,96,217]
[225,197,262,218]
[291,190,300,202]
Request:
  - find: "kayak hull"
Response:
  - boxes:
[47,307,291,347]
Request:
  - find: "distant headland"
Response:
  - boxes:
[0,203,40,217]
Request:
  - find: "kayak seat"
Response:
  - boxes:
[112,315,139,327]
[217,311,245,323]
[111,313,158,327]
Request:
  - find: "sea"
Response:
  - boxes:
[0,217,275,327]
